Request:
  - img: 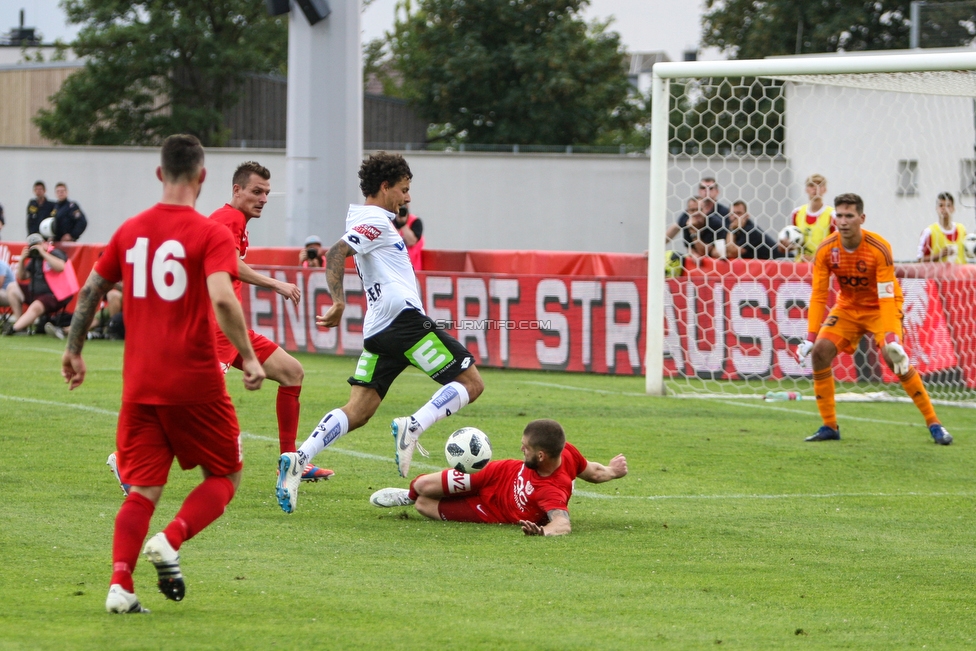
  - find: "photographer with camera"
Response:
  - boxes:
[2,232,78,335]
[394,202,424,270]
[299,235,324,268]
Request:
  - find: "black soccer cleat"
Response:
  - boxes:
[805,425,840,442]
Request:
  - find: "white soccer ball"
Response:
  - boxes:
[39,217,55,240]
[445,427,492,473]
[963,233,976,261]
[779,225,805,249]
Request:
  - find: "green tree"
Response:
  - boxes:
[385,0,636,145]
[702,0,919,59]
[35,0,287,146]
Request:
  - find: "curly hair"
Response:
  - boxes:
[359,152,412,198]
[233,161,271,188]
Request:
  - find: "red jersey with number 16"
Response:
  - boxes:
[94,203,239,405]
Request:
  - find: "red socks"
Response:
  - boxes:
[111,492,155,591]
[276,385,302,454]
[162,476,236,551]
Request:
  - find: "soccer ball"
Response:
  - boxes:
[963,233,976,262]
[779,225,805,250]
[445,427,492,473]
[39,217,55,240]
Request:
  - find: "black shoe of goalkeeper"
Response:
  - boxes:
[805,425,840,442]
[930,424,953,445]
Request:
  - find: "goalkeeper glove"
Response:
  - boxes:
[793,333,816,364]
[883,333,909,376]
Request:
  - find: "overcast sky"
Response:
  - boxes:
[4,0,721,62]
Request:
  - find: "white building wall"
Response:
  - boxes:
[785,83,975,259]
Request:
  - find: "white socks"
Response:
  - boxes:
[298,409,349,465]
[409,382,470,435]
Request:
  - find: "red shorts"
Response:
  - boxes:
[215,329,278,370]
[435,468,502,524]
[116,395,243,486]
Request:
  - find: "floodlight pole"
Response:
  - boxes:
[285,0,363,247]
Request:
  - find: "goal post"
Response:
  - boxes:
[645,51,976,402]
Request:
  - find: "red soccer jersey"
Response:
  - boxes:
[95,203,239,404]
[208,204,248,303]
[477,443,589,525]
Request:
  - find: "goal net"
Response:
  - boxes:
[645,51,976,404]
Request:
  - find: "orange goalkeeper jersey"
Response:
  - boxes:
[807,229,902,335]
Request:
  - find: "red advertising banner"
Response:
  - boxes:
[243,260,976,386]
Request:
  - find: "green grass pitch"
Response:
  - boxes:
[2,337,975,649]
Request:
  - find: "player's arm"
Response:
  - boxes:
[62,270,114,390]
[520,510,572,537]
[315,239,355,328]
[236,259,300,304]
[208,271,265,391]
[665,222,681,243]
[578,454,628,484]
[794,246,829,362]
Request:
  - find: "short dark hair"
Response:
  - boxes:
[33,181,45,189]
[160,134,205,183]
[937,191,955,205]
[834,192,864,214]
[732,200,747,210]
[55,182,66,189]
[233,161,270,188]
[359,152,412,198]
[523,419,566,458]
[700,177,718,187]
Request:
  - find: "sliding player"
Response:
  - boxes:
[795,193,952,445]
[369,419,627,537]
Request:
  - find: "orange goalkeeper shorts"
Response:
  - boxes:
[816,305,903,355]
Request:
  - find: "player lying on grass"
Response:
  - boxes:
[369,419,627,536]
[794,192,952,445]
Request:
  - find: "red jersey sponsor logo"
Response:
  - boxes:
[353,224,382,241]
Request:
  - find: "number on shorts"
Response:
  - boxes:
[824,315,839,327]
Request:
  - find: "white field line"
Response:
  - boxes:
[522,381,976,430]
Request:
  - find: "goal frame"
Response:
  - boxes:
[645,50,976,395]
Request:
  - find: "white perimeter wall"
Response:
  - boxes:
[785,83,976,259]
[0,147,656,253]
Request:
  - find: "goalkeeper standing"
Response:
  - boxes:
[794,193,952,445]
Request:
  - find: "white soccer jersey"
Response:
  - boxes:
[342,204,425,338]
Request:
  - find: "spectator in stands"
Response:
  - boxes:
[394,202,425,270]
[299,235,324,268]
[698,177,730,218]
[917,192,967,263]
[2,233,76,336]
[725,200,787,260]
[52,182,87,242]
[27,181,55,236]
[786,173,834,261]
[0,257,24,322]
[666,197,726,260]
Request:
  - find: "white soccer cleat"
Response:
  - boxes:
[106,452,130,497]
[105,584,150,614]
[276,452,303,513]
[143,532,185,601]
[392,417,428,479]
[370,488,415,508]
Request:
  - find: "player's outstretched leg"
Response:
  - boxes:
[393,380,477,477]
[369,487,415,508]
[143,532,185,602]
[105,584,150,614]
